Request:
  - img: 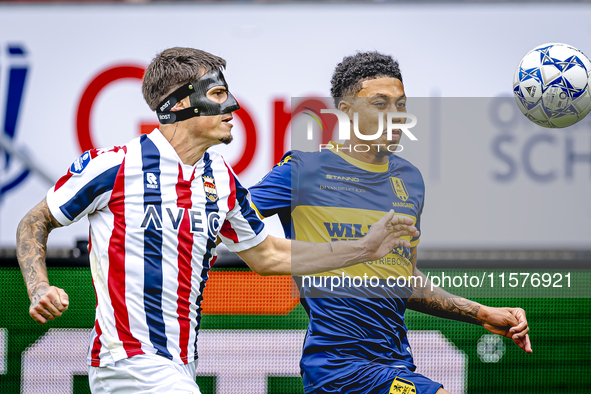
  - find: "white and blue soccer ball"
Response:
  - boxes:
[513,43,591,128]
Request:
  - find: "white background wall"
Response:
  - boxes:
[0,3,590,249]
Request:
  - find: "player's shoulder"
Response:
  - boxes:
[67,146,126,176]
[273,150,297,167]
[389,153,420,172]
[389,155,424,183]
[251,151,299,189]
[274,149,328,167]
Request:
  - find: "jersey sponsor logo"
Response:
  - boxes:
[202,175,218,202]
[323,223,411,264]
[70,152,91,174]
[365,253,411,267]
[392,202,415,209]
[325,174,360,182]
[207,212,222,237]
[166,207,184,229]
[319,184,366,193]
[389,377,417,394]
[324,222,367,240]
[141,205,162,229]
[390,177,409,202]
[140,205,222,236]
[146,173,158,189]
[188,209,204,233]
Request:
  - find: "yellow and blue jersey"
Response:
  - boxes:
[250,143,425,391]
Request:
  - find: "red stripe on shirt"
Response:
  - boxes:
[90,319,103,366]
[220,220,239,243]
[175,164,195,363]
[54,170,73,192]
[223,160,236,211]
[90,277,102,366]
[210,255,218,268]
[107,158,143,357]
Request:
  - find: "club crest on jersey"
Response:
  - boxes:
[389,377,416,394]
[203,175,218,203]
[70,152,91,174]
[390,177,409,202]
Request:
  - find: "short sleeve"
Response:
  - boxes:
[219,164,268,253]
[249,152,293,219]
[46,148,125,226]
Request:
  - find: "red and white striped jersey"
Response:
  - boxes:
[46,129,267,366]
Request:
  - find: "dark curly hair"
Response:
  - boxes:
[330,51,403,107]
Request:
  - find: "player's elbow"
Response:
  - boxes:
[250,260,287,276]
[240,236,290,276]
[238,251,280,276]
[251,266,274,276]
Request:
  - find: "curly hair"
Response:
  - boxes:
[330,51,403,107]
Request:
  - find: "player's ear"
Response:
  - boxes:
[338,99,353,119]
[171,96,191,111]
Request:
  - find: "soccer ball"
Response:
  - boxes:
[513,43,591,128]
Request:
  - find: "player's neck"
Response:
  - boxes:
[161,125,209,166]
[341,140,389,165]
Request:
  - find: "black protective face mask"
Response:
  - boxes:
[155,69,240,124]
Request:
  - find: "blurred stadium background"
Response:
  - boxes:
[0,0,590,393]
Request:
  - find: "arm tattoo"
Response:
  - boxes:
[328,243,333,252]
[407,247,482,325]
[16,198,62,300]
[408,292,482,325]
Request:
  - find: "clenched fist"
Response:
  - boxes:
[29,283,69,324]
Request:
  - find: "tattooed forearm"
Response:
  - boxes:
[407,288,482,325]
[408,249,482,325]
[16,198,61,298]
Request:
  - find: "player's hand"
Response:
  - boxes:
[480,306,532,353]
[29,284,69,324]
[362,210,419,261]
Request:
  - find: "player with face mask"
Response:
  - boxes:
[16,47,419,394]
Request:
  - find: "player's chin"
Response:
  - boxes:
[215,125,234,145]
[218,132,233,145]
[375,141,399,156]
[386,138,401,152]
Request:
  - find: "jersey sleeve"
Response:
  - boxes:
[410,204,423,248]
[46,148,125,226]
[410,177,425,248]
[219,163,268,253]
[248,152,293,219]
